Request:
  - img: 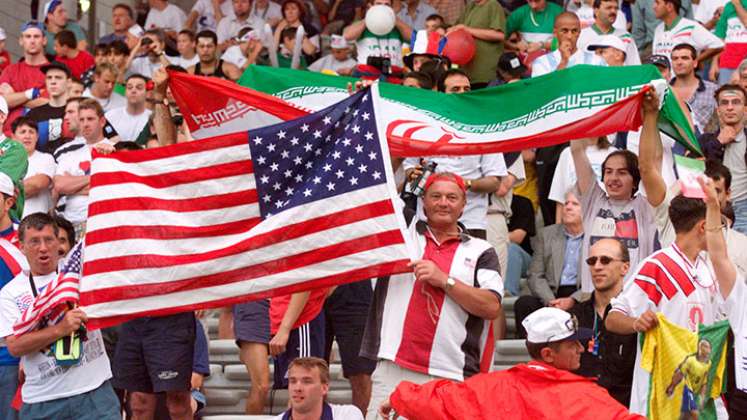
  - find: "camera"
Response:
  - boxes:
[367,56,391,75]
[141,37,153,47]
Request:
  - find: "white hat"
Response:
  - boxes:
[0,28,6,41]
[0,96,7,116]
[522,307,592,344]
[43,0,63,18]
[587,35,627,55]
[330,34,349,50]
[0,172,14,197]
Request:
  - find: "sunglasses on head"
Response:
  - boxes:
[585,255,624,266]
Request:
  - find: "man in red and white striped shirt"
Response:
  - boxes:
[360,172,503,420]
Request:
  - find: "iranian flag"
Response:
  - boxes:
[170,65,701,156]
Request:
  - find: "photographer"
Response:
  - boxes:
[343,0,412,69]
[125,29,172,79]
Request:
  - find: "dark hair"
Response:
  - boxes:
[114,141,143,151]
[288,357,330,384]
[178,29,196,41]
[281,26,298,41]
[403,71,434,90]
[438,68,470,92]
[109,39,130,56]
[144,29,166,44]
[69,78,84,87]
[425,14,445,29]
[237,26,254,39]
[12,116,38,134]
[672,43,697,60]
[19,213,59,242]
[55,30,77,49]
[601,150,641,196]
[663,0,683,12]
[714,83,747,103]
[526,341,561,361]
[54,215,75,249]
[420,60,447,87]
[126,73,149,85]
[196,29,218,46]
[592,0,617,8]
[669,195,706,233]
[705,159,732,191]
[66,96,85,106]
[112,3,134,19]
[282,0,308,22]
[93,42,110,55]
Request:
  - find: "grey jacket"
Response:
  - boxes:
[527,223,584,304]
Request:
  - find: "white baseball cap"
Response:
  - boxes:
[587,35,627,56]
[330,35,349,50]
[522,307,592,344]
[0,172,14,197]
[0,28,6,41]
[0,96,7,116]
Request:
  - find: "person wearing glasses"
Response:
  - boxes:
[569,238,637,407]
[378,306,643,419]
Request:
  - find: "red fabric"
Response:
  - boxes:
[55,50,95,80]
[0,51,11,73]
[424,172,466,193]
[394,233,460,374]
[720,43,747,69]
[270,287,329,334]
[0,60,47,136]
[11,385,21,410]
[390,361,646,420]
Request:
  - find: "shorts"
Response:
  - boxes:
[112,312,195,393]
[325,282,376,377]
[20,380,120,420]
[273,310,325,389]
[233,299,271,345]
[681,386,699,413]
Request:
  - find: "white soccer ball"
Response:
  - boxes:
[365,5,396,36]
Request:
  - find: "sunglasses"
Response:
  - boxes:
[585,255,624,266]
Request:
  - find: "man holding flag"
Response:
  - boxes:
[0,213,118,419]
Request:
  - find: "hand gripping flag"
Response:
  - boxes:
[79,88,412,330]
[13,242,83,336]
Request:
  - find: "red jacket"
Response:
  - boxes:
[390,361,646,420]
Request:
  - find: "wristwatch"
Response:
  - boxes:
[466,179,473,191]
[445,276,456,291]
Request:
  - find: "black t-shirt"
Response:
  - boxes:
[25,103,65,153]
[508,194,535,255]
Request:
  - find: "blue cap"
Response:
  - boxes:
[20,20,44,34]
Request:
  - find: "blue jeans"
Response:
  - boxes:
[734,198,747,235]
[505,243,532,296]
[19,380,120,420]
[0,364,19,420]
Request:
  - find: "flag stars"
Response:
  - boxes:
[335,169,345,179]
[323,116,332,125]
[301,124,309,132]
[358,164,368,173]
[260,175,269,184]
[303,188,312,197]
[257,156,267,165]
[284,169,293,178]
[362,112,370,120]
[373,171,382,180]
[314,149,322,156]
[368,152,377,160]
[350,177,359,186]
[304,143,313,152]
[277,130,286,139]
[293,156,303,165]
[273,182,282,191]
[263,194,271,203]
[312,176,322,184]
[346,157,355,166]
[364,132,373,141]
[270,163,279,171]
[332,151,341,159]
[275,200,285,208]
[291,137,300,145]
[281,150,290,159]
[313,130,322,138]
[355,145,364,153]
[253,136,263,145]
[326,182,336,191]
[294,174,303,183]
[285,187,294,196]
[305,161,313,169]
[351,125,360,134]
[342,138,352,147]
[323,163,332,172]
[353,109,359,117]
[267,144,276,152]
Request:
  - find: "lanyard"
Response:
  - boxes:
[28,273,38,298]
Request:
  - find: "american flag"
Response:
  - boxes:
[13,242,83,336]
[79,89,412,330]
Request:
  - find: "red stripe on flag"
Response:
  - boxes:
[87,189,259,217]
[91,160,254,188]
[634,279,662,305]
[652,252,695,297]
[92,132,250,163]
[84,259,411,330]
[0,245,21,276]
[84,217,262,245]
[636,261,677,300]
[84,199,395,274]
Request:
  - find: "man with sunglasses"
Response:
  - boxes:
[606,87,722,416]
[570,238,637,406]
[378,307,644,419]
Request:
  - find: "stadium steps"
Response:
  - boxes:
[202,388,354,416]
[203,416,277,420]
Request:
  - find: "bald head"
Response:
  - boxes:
[555,12,580,29]
[554,12,581,51]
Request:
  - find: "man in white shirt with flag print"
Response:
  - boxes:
[360,172,503,420]
[605,89,723,415]
[652,0,723,62]
[531,12,606,77]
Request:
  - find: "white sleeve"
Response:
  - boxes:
[531,56,550,77]
[654,186,677,248]
[476,248,504,298]
[216,19,230,44]
[721,273,747,334]
[693,22,725,50]
[548,149,571,204]
[191,0,207,14]
[480,153,508,178]
[174,7,187,29]
[609,274,656,318]
[0,288,20,339]
[308,56,325,72]
[36,154,57,178]
[402,157,420,171]
[332,405,365,419]
[55,155,71,177]
[625,41,642,65]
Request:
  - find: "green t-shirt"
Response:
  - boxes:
[0,137,28,221]
[113,83,126,97]
[506,2,563,43]
[457,0,506,84]
[45,21,87,56]
[277,53,308,70]
[356,29,405,68]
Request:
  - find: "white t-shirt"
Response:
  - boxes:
[721,272,747,392]
[402,154,508,230]
[548,144,617,204]
[221,45,248,68]
[55,137,94,224]
[531,48,607,77]
[626,128,677,191]
[610,244,722,414]
[105,107,152,142]
[272,404,364,419]
[0,272,112,403]
[216,15,266,44]
[355,29,405,68]
[167,54,200,69]
[577,26,642,66]
[144,3,187,32]
[694,0,728,25]
[308,54,357,73]
[128,56,163,79]
[82,87,126,114]
[574,4,627,30]
[191,0,235,32]
[652,17,724,59]
[251,1,282,26]
[22,152,56,218]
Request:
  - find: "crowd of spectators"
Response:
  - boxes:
[2,0,747,418]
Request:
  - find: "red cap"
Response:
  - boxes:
[423,172,466,193]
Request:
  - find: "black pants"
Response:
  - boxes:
[514,286,577,338]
